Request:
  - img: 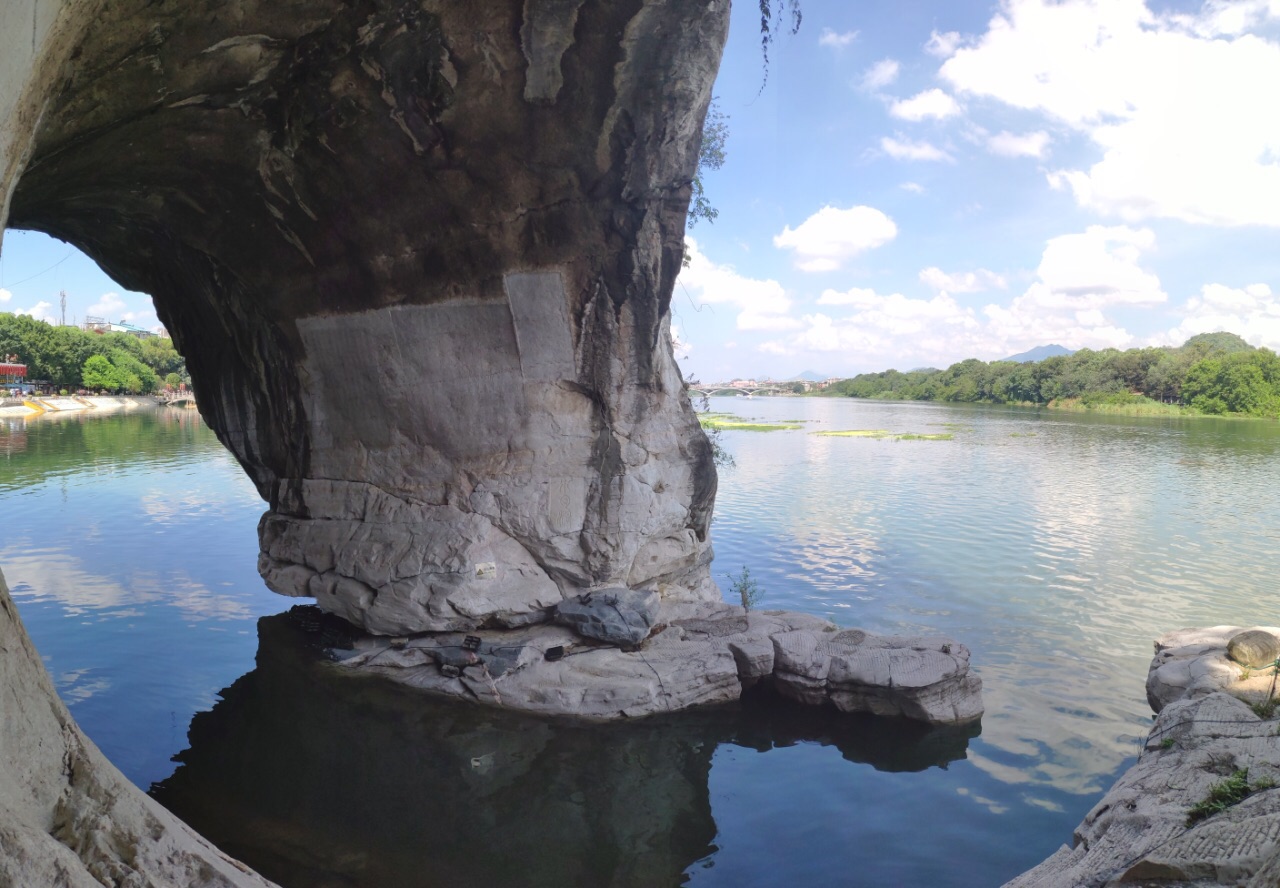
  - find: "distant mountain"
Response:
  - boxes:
[1002,344,1074,363]
[789,370,827,382]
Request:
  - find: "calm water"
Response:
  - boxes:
[4,399,1280,887]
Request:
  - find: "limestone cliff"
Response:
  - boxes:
[7,0,728,635]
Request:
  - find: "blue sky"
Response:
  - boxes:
[5,0,1280,381]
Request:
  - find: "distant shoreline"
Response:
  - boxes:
[0,395,161,418]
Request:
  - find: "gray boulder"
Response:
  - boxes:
[554,589,660,647]
[1227,629,1280,668]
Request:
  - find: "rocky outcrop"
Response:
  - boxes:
[4,0,728,636]
[152,608,980,887]
[1008,627,1280,887]
[0,566,276,887]
[328,601,985,724]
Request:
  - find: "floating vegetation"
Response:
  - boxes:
[700,416,802,432]
[931,422,974,431]
[813,429,952,441]
[1010,432,1038,438]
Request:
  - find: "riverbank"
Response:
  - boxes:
[0,394,161,417]
[812,391,1279,422]
[1007,626,1280,886]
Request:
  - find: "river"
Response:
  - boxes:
[3,398,1278,886]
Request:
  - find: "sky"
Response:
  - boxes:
[4,0,1280,381]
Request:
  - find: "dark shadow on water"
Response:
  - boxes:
[151,610,980,888]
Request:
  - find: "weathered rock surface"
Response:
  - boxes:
[0,566,278,888]
[328,602,985,724]
[4,0,730,637]
[1008,627,1280,887]
[553,587,660,646]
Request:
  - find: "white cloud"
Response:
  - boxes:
[900,181,926,194]
[919,267,1007,293]
[988,130,1052,158]
[1032,225,1165,308]
[881,135,953,162]
[1157,282,1280,349]
[773,205,898,272]
[0,288,10,304]
[925,29,965,57]
[759,226,1164,369]
[819,28,858,48]
[677,238,800,331]
[941,0,1280,225]
[890,89,962,121]
[15,301,55,323]
[862,59,900,91]
[88,291,126,318]
[979,225,1163,351]
[760,292,983,364]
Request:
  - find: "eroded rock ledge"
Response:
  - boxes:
[1008,626,1280,887]
[318,600,986,725]
[0,568,275,888]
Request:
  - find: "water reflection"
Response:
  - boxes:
[152,610,978,888]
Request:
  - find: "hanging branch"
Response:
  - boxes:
[759,0,802,91]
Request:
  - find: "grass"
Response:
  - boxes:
[1252,698,1278,719]
[1186,768,1275,825]
[1049,396,1194,417]
[1160,737,1176,750]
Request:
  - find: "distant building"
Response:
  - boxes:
[1,358,28,392]
[83,316,158,338]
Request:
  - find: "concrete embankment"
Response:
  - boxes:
[1007,626,1280,886]
[0,395,162,418]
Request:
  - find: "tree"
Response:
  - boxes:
[82,354,122,391]
[688,99,727,228]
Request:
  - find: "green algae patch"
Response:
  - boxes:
[896,433,953,441]
[700,416,802,432]
[813,429,892,438]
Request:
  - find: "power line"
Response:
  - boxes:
[0,249,75,289]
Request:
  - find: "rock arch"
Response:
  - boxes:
[0,0,727,882]
[6,0,726,635]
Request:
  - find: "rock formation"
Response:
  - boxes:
[151,609,979,887]
[0,566,275,887]
[5,0,727,636]
[1007,626,1280,887]
[327,600,985,723]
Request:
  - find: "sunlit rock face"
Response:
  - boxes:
[8,0,727,634]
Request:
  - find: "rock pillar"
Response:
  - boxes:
[7,0,729,634]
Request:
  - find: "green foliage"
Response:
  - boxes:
[828,335,1280,419]
[689,99,728,229]
[758,0,802,89]
[1186,768,1266,825]
[81,354,120,391]
[0,312,184,389]
[727,566,764,612]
